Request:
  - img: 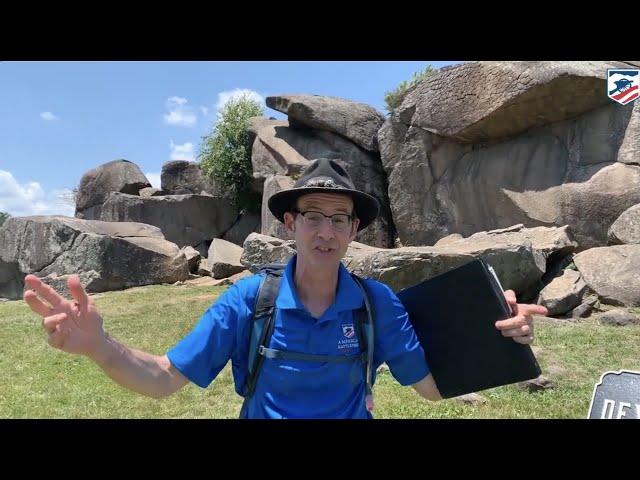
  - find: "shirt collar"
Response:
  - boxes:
[276,254,364,312]
[275,255,306,310]
[335,261,365,311]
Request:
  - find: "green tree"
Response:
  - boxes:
[383,64,436,116]
[0,211,11,227]
[197,94,264,213]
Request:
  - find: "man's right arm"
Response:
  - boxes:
[25,272,252,399]
[91,334,190,398]
[23,274,191,399]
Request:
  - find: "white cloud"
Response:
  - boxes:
[163,96,201,127]
[145,172,161,189]
[216,88,265,118]
[40,111,59,121]
[169,140,195,161]
[0,170,75,218]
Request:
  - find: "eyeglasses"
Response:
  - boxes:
[292,209,354,232]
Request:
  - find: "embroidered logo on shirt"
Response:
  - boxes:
[342,324,355,338]
[338,324,359,351]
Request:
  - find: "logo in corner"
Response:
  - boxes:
[342,324,355,338]
[607,68,639,106]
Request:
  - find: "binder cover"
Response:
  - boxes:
[396,258,542,399]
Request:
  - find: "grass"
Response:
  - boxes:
[1,284,639,419]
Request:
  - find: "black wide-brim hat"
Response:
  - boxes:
[268,158,380,232]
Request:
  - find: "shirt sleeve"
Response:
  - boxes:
[367,279,431,386]
[165,277,256,388]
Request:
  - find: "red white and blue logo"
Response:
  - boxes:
[342,324,355,338]
[607,68,639,106]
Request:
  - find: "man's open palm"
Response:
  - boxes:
[23,275,105,357]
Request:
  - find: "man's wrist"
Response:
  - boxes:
[88,331,114,366]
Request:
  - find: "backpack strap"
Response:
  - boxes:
[255,346,368,394]
[239,265,284,419]
[351,273,376,412]
[259,346,366,364]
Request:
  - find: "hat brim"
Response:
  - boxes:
[268,187,380,232]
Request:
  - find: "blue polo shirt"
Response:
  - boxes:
[166,255,430,419]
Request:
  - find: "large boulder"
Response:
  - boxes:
[160,160,224,196]
[608,204,640,245]
[379,61,640,249]
[396,61,624,143]
[75,159,151,219]
[573,245,640,307]
[0,216,190,300]
[97,192,239,249]
[265,95,386,152]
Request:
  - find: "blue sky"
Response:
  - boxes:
[0,61,462,217]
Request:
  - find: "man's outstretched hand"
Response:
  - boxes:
[496,289,548,345]
[23,275,106,357]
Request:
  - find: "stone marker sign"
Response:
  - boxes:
[588,370,640,419]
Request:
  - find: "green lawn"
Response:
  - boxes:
[1,284,638,419]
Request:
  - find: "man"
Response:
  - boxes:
[23,158,548,419]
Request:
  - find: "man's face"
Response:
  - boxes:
[283,192,360,269]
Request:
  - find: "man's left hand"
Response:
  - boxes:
[495,290,548,345]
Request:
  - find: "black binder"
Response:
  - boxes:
[396,258,542,399]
